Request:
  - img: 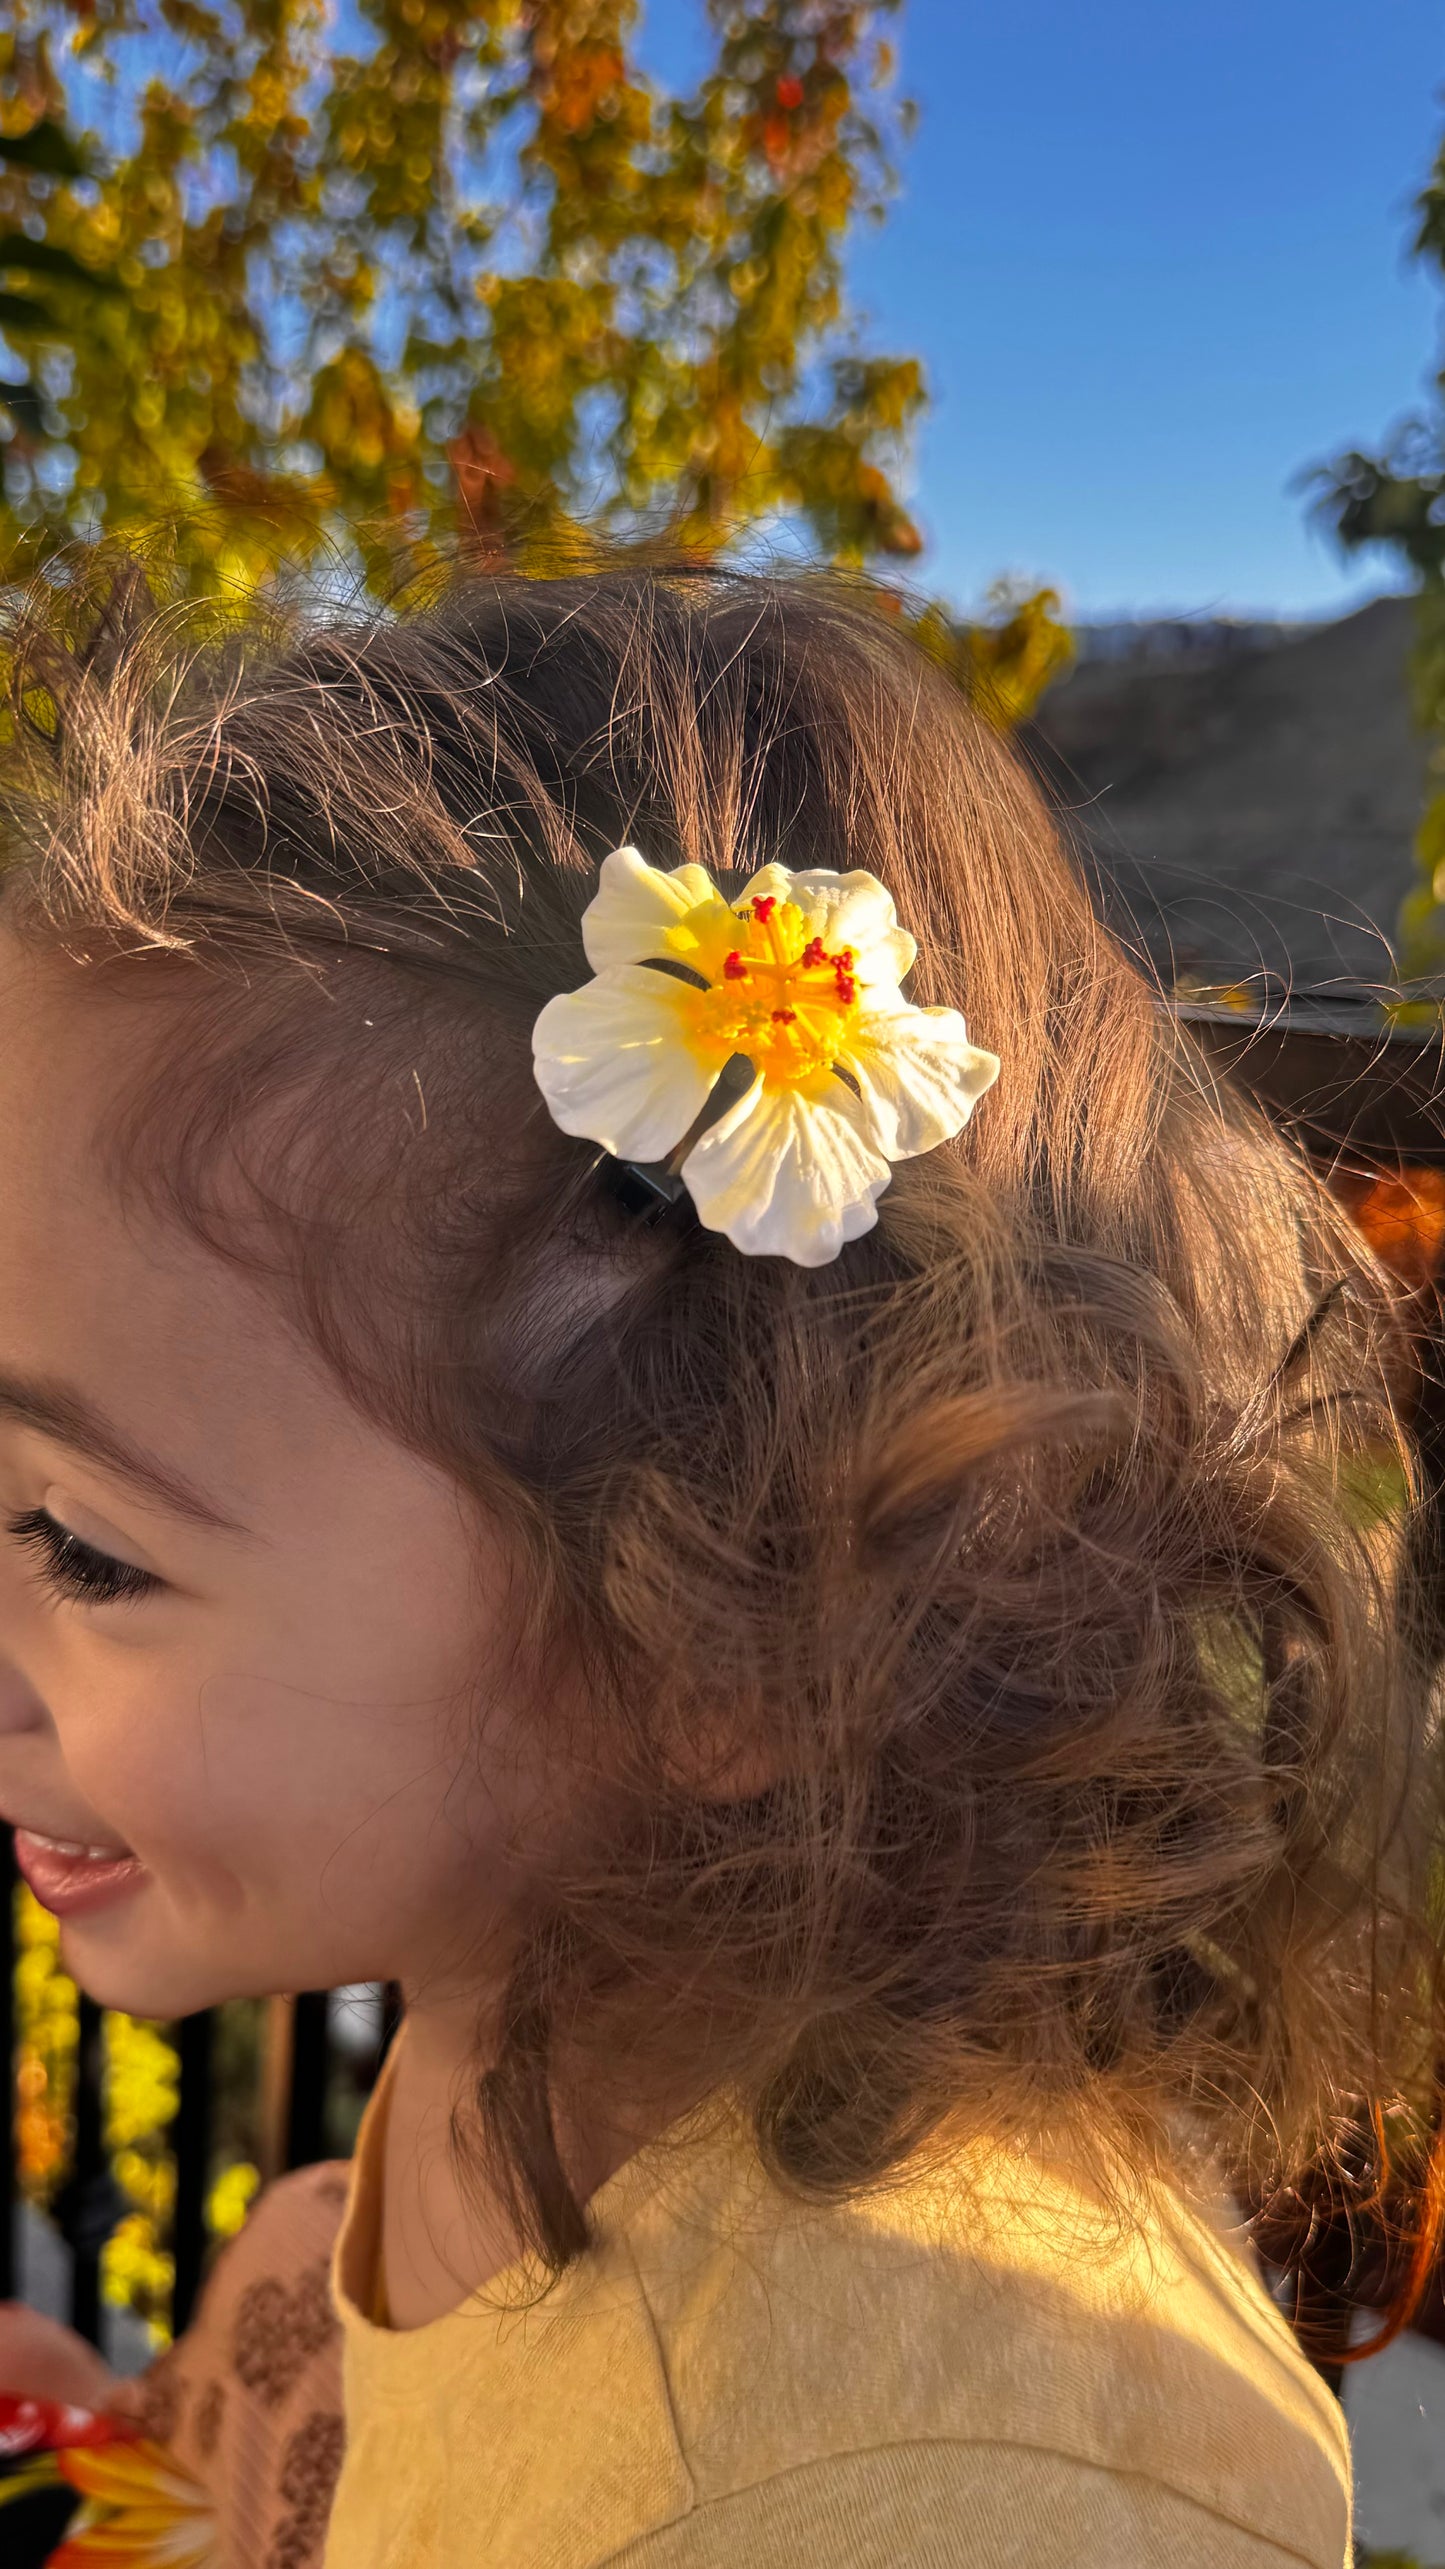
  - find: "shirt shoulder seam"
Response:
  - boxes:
[595,2432,1345,2569]
[611,2225,700,2515]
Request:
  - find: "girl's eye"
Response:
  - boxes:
[6,1506,161,1606]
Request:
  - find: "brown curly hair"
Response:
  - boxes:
[3,564,1442,2337]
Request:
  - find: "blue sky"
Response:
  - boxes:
[644,1,1445,622]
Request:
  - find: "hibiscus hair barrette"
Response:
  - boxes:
[530,848,1001,1268]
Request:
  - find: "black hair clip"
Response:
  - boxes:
[596,1051,758,1232]
[602,1155,692,1224]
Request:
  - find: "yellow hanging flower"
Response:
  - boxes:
[531,852,1001,1265]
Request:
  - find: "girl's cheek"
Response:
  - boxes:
[53,1654,488,1947]
[70,1739,210,1863]
[58,1695,262,1926]
[57,1669,236,1852]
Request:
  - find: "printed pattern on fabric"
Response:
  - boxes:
[233,2264,337,2410]
[194,2381,226,2463]
[267,2413,346,2569]
[127,2343,187,2448]
[90,2160,349,2567]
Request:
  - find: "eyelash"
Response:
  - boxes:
[6,1507,161,1607]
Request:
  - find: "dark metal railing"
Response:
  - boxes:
[0,1821,397,2345]
[0,1827,12,2304]
[170,2011,214,2333]
[1176,992,1445,1169]
[61,1997,108,2344]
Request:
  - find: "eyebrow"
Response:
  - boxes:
[0,1369,249,1535]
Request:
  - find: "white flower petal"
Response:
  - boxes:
[532,966,717,1160]
[782,867,917,988]
[841,1000,1001,1161]
[581,846,721,971]
[681,1072,892,1265]
[736,860,798,911]
[852,924,916,989]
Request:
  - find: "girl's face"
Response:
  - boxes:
[0,939,548,2018]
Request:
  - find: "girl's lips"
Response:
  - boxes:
[11,1827,147,1919]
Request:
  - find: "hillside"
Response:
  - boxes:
[1025,596,1428,993]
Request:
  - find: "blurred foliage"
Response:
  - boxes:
[14,1883,261,2344]
[0,1,925,576]
[1313,108,1445,987]
[0,1,1068,723]
[896,579,1074,730]
[13,1880,77,2195]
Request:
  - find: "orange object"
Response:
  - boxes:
[1329,1165,1445,1293]
[50,2436,214,2564]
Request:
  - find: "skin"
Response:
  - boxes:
[0,932,596,2377]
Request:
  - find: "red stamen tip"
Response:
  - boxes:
[751,894,777,924]
[723,949,749,980]
[801,935,827,968]
[834,972,857,1004]
[771,1007,797,1024]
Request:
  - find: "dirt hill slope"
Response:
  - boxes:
[1025,596,1428,992]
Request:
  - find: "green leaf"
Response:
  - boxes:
[1307,95,1445,979]
[0,237,119,296]
[0,120,86,180]
[0,0,1067,740]
[0,289,56,334]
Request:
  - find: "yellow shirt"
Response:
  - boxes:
[324,2046,1351,2569]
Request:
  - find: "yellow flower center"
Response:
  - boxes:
[663,892,862,1086]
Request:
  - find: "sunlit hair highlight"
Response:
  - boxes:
[2,561,1442,2347]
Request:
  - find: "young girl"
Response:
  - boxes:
[0,567,1437,2568]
